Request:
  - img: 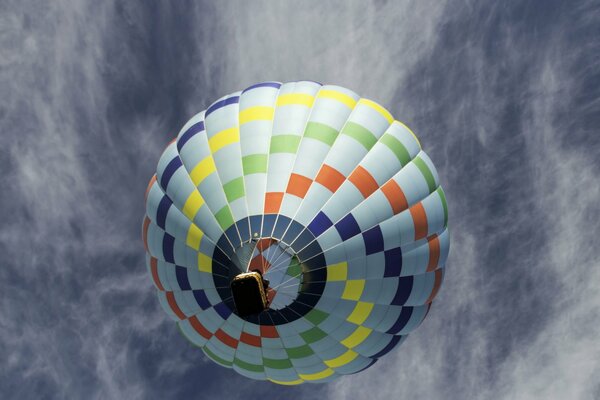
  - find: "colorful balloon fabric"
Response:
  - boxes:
[142,81,450,384]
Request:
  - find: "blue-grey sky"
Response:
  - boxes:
[1,1,599,399]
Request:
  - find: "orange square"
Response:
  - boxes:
[286,173,313,198]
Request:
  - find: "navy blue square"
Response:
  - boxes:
[335,214,362,241]
[307,211,333,237]
[156,196,172,230]
[175,266,191,290]
[363,225,384,255]
[193,290,210,310]
[162,233,175,264]
[384,247,403,277]
[177,121,204,152]
[159,157,182,190]
[214,302,232,319]
[391,276,414,305]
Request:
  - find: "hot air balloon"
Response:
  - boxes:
[142,81,449,384]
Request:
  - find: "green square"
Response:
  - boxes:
[341,122,377,150]
[304,309,329,326]
[270,135,301,154]
[215,206,234,230]
[437,187,448,227]
[233,357,264,372]
[285,344,314,359]
[304,122,339,146]
[223,177,245,202]
[414,156,436,193]
[262,357,293,369]
[300,326,327,343]
[380,133,411,165]
[242,154,268,175]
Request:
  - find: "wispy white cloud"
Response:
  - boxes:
[1,1,598,399]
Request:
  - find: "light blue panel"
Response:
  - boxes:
[409,271,435,305]
[351,199,381,231]
[313,228,341,252]
[401,239,430,276]
[380,211,415,248]
[307,335,338,353]
[145,223,164,261]
[174,290,201,316]
[313,295,341,314]
[205,338,235,361]
[280,333,307,348]
[366,252,386,279]
[261,345,288,359]
[245,174,265,216]
[346,258,367,280]
[343,235,366,261]
[404,272,425,306]
[241,322,261,336]
[326,135,367,176]
[164,207,193,245]
[295,184,333,226]
[235,343,263,362]
[395,162,429,205]
[198,174,228,210]
[318,342,349,360]
[204,101,240,138]
[361,304,388,330]
[360,190,395,227]
[203,287,222,306]
[279,194,302,220]
[214,145,242,183]
[294,362,330,375]
[320,182,364,223]
[156,259,176,291]
[232,364,266,381]
[276,319,313,337]
[422,190,447,235]
[179,132,210,171]
[198,308,224,333]
[388,121,421,161]
[220,322,242,341]
[178,319,209,347]
[320,281,345,299]
[377,278,399,305]
[316,314,346,334]
[292,139,331,178]
[350,103,390,138]
[261,338,284,351]
[291,354,323,368]
[239,84,279,107]
[374,305,402,332]
[360,142,400,185]
[240,120,272,155]
[361,279,384,303]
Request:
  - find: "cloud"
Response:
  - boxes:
[1,1,598,399]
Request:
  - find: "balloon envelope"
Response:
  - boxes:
[143,81,449,384]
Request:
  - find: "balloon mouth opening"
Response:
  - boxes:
[229,237,304,314]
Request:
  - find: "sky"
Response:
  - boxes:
[1,1,599,399]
